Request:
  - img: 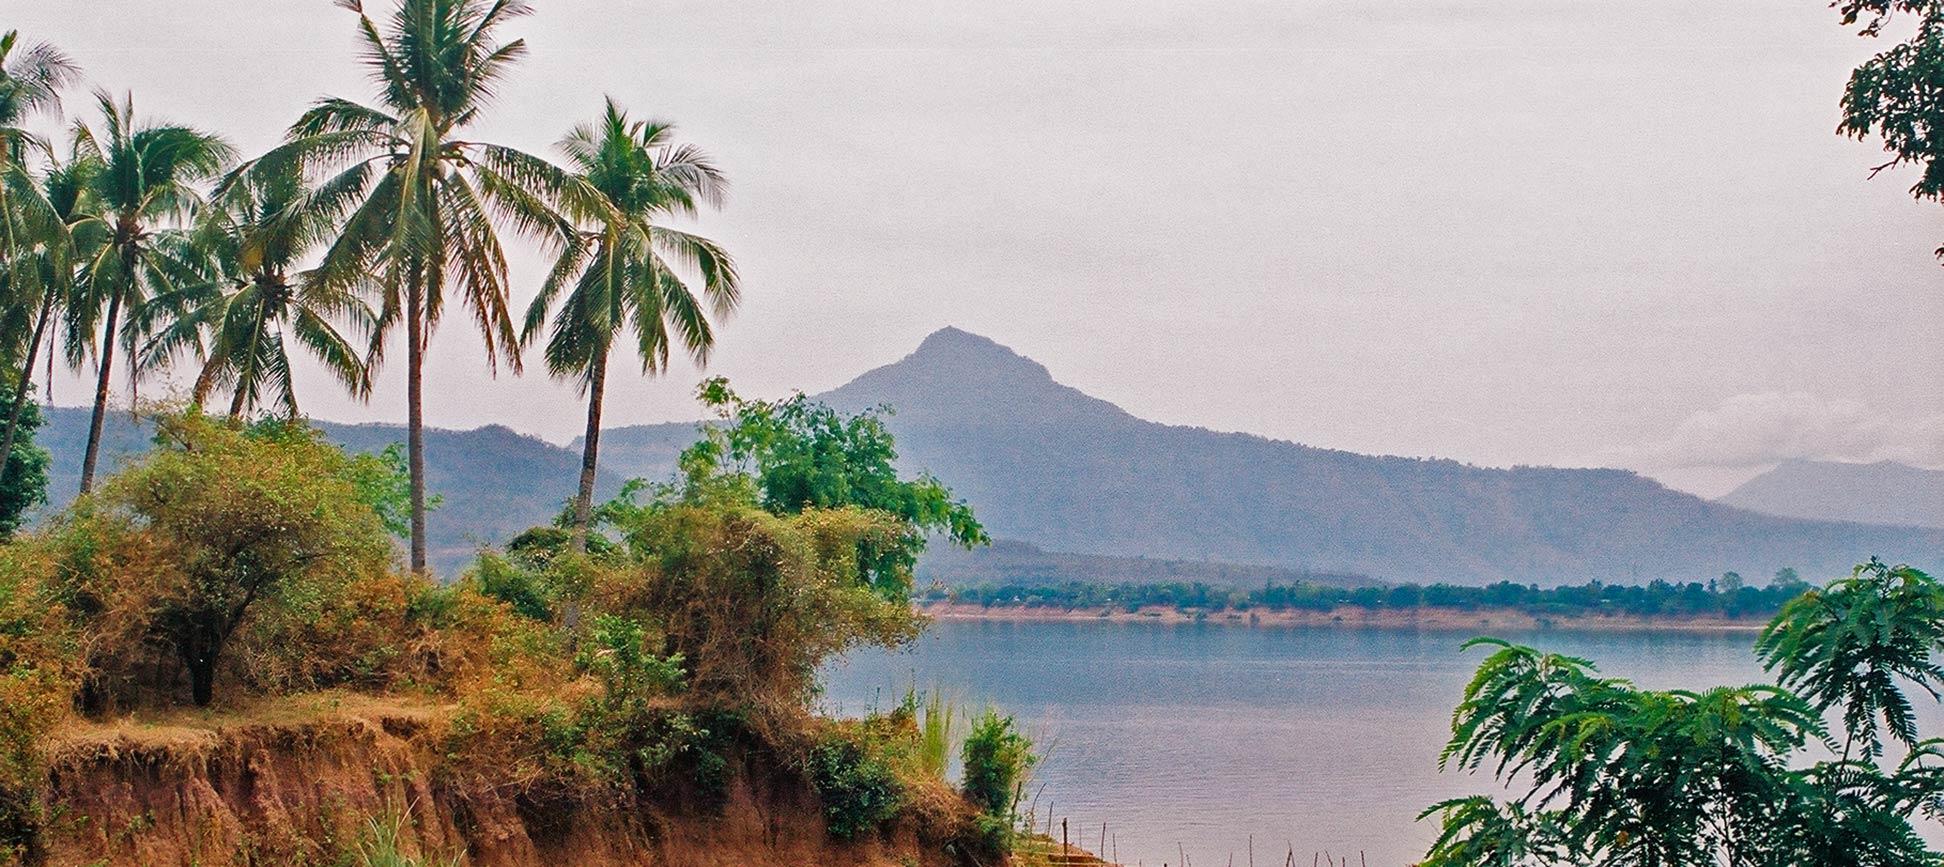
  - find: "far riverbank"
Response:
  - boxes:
[917,600,1770,633]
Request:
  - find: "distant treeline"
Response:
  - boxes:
[924,570,1810,621]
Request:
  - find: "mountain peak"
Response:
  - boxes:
[905,327,1052,379]
[1719,459,1944,529]
[815,327,1131,424]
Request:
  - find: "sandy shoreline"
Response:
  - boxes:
[917,601,1769,633]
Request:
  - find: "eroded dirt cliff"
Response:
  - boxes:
[28,697,974,867]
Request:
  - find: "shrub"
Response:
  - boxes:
[572,614,695,780]
[614,500,924,718]
[73,412,396,706]
[960,710,1035,825]
[406,581,570,698]
[805,726,907,841]
[0,544,73,861]
[442,685,590,797]
[470,550,560,622]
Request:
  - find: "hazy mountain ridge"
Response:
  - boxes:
[601,328,1940,584]
[29,328,1940,584]
[35,407,625,575]
[1717,459,1944,529]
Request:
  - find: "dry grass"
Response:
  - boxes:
[1013,833,1120,867]
[48,690,453,753]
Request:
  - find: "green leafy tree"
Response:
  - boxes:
[1834,0,1944,257]
[1421,563,1944,867]
[341,442,430,540]
[138,159,373,419]
[523,99,739,552]
[1757,558,1944,760]
[671,378,987,599]
[264,0,578,574]
[64,92,234,494]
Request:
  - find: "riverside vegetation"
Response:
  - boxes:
[0,3,1040,862]
[0,392,1033,865]
[928,570,1811,626]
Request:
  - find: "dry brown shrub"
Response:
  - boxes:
[0,540,78,856]
[616,502,924,723]
[24,507,181,712]
[406,582,574,699]
[234,570,419,695]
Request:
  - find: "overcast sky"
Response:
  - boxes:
[12,0,1943,496]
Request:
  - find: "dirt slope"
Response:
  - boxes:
[29,697,973,867]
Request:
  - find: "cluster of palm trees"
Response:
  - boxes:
[0,0,741,574]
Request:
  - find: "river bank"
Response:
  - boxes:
[917,601,1769,633]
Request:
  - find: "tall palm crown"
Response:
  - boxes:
[0,32,78,512]
[0,30,77,165]
[263,0,575,572]
[138,163,374,419]
[0,31,78,373]
[65,91,235,494]
[524,100,740,546]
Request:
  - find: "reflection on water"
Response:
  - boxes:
[820,619,1768,867]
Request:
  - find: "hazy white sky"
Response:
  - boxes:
[13,0,1944,496]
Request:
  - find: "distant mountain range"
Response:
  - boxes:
[599,328,1940,584]
[1718,460,1944,530]
[27,327,1942,584]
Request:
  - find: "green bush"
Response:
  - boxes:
[805,730,906,840]
[470,552,558,622]
[958,710,1037,856]
[960,710,1035,821]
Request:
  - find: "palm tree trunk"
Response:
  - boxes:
[406,280,429,575]
[78,286,124,495]
[0,281,55,484]
[569,346,608,553]
[228,300,268,420]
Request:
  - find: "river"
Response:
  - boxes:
[821,618,1772,867]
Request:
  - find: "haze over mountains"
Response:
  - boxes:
[32,328,1940,583]
[1720,460,1944,529]
[594,328,1941,584]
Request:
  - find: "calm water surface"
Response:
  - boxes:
[820,619,1769,867]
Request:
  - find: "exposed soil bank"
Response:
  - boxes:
[28,695,976,867]
[919,602,1767,633]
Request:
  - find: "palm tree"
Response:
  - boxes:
[261,0,578,573]
[65,91,234,494]
[523,100,739,551]
[137,161,374,419]
[0,31,79,496]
